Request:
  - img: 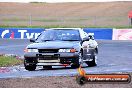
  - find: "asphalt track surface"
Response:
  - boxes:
[0,39,132,78]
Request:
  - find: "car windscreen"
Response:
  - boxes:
[36,29,81,42]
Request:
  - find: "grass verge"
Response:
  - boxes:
[0,25,132,29]
[0,56,23,67]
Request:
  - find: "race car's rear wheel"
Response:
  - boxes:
[95,47,98,54]
[86,55,97,67]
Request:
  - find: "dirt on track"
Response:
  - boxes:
[0,74,132,88]
[0,2,132,26]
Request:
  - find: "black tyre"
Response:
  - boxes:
[25,65,36,71]
[95,47,98,54]
[86,55,97,67]
[24,59,36,71]
[71,63,80,68]
[43,66,52,69]
[71,52,83,68]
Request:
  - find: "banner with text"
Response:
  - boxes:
[0,28,44,39]
[113,29,132,40]
[0,28,113,40]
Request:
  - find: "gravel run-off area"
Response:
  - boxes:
[0,73,132,88]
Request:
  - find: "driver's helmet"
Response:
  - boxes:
[88,35,94,40]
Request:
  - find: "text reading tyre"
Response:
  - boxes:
[24,28,98,71]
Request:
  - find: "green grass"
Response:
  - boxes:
[0,25,132,29]
[33,19,59,22]
[30,2,46,3]
[0,56,23,67]
[2,18,28,22]
[2,18,59,22]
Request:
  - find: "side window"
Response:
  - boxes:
[84,32,88,37]
[79,29,88,39]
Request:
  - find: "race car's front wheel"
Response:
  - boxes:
[24,59,36,71]
[71,63,80,68]
[86,55,97,67]
[71,52,83,68]
[25,65,36,71]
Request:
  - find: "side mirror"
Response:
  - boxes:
[30,38,36,42]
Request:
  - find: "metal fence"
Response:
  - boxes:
[0,14,131,27]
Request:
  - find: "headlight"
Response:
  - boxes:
[59,49,76,53]
[24,48,38,52]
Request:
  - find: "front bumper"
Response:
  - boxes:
[24,52,79,65]
[24,52,79,58]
